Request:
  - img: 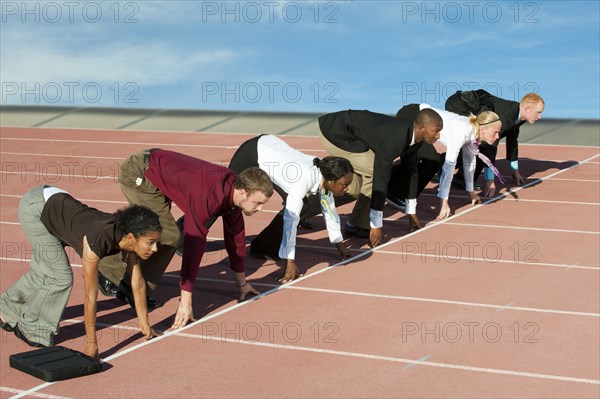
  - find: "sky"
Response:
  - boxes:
[1,0,599,119]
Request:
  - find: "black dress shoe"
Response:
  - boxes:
[116,282,162,309]
[14,326,46,348]
[344,222,370,239]
[249,246,281,261]
[298,219,313,229]
[386,197,407,212]
[451,177,466,190]
[0,319,14,332]
[98,272,119,297]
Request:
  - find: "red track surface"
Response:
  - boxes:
[1,127,599,398]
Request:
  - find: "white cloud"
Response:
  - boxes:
[0,23,240,87]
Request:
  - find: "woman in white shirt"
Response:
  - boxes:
[422,105,503,218]
[227,134,354,282]
[388,104,503,220]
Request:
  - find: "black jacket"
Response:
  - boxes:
[445,90,522,161]
[318,110,422,211]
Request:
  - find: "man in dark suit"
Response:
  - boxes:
[386,104,446,210]
[318,108,442,247]
[445,91,545,196]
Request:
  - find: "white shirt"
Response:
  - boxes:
[43,186,68,202]
[257,135,343,260]
[419,104,477,199]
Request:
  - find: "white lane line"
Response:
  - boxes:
[0,152,123,160]
[0,139,327,154]
[2,257,597,317]
[495,302,514,312]
[0,195,129,205]
[418,192,600,206]
[3,249,598,282]
[0,137,238,149]
[2,126,594,149]
[447,222,600,234]
[0,171,115,180]
[100,336,598,385]
[284,286,600,317]
[373,251,600,271]
[404,354,432,369]
[0,125,325,141]
[0,150,589,165]
[444,222,599,235]
[291,244,600,271]
[547,178,599,183]
[1,387,70,399]
[497,198,599,206]
[518,143,599,149]
[57,320,600,386]
[9,153,600,398]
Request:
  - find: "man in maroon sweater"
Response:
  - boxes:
[99,149,273,328]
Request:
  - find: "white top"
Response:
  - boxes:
[257,135,343,260]
[419,104,477,199]
[43,186,69,202]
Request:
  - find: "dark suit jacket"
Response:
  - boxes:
[445,90,522,161]
[318,110,422,212]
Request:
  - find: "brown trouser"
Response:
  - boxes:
[318,131,375,230]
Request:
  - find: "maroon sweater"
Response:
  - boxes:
[145,150,245,292]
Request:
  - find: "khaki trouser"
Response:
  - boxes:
[0,186,72,346]
[98,150,180,292]
[318,131,375,230]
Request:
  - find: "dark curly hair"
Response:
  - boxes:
[114,205,162,238]
[312,156,354,181]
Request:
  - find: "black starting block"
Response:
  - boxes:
[10,346,103,382]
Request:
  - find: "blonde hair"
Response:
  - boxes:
[469,111,501,142]
[520,93,545,106]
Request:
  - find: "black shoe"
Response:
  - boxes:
[344,222,370,239]
[249,246,281,261]
[474,182,484,191]
[298,219,313,229]
[0,319,14,333]
[452,176,466,190]
[386,196,407,212]
[116,282,162,309]
[14,326,46,348]
[98,272,119,297]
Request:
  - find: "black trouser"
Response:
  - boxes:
[388,143,445,199]
[228,135,310,257]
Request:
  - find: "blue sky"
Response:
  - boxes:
[1,0,599,119]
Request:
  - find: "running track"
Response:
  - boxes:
[0,126,599,398]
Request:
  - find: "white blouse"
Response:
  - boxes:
[257,135,343,260]
[419,104,477,199]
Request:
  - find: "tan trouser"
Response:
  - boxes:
[318,132,375,230]
[98,150,180,292]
